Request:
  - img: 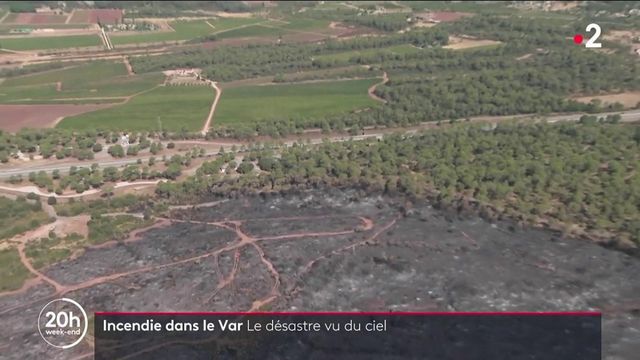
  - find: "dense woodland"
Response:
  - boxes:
[158,122,640,246]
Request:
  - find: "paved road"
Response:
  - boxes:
[1,109,638,179]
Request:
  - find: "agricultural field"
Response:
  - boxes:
[0,33,101,51]
[67,9,123,24]
[315,44,423,62]
[0,23,93,34]
[215,23,291,40]
[58,84,215,131]
[270,17,332,32]
[2,61,127,87]
[109,17,261,46]
[1,12,68,24]
[0,61,164,104]
[215,78,380,125]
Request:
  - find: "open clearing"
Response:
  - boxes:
[215,78,379,125]
[58,85,214,131]
[443,36,503,50]
[0,34,101,51]
[572,91,640,109]
[0,103,115,132]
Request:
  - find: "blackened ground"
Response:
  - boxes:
[0,190,638,359]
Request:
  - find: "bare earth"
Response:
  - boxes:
[444,36,502,50]
[572,91,640,109]
[0,104,114,132]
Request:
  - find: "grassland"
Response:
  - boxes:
[25,234,78,270]
[0,34,102,51]
[58,85,214,131]
[110,17,261,46]
[315,44,423,62]
[87,215,154,245]
[0,197,51,241]
[215,78,379,125]
[0,61,164,104]
[0,248,32,292]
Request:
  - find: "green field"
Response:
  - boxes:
[3,61,127,87]
[110,17,261,46]
[215,24,291,39]
[272,18,331,32]
[0,34,102,51]
[0,61,164,104]
[215,78,380,125]
[315,44,423,62]
[58,85,214,131]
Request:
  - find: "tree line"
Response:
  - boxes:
[160,122,640,246]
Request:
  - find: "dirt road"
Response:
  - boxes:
[201,80,222,135]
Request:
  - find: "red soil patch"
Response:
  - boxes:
[4,13,67,24]
[68,9,123,24]
[0,104,114,133]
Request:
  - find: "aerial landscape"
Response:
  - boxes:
[0,0,638,359]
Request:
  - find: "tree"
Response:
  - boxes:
[92,143,103,152]
[47,196,57,205]
[103,167,120,182]
[108,145,125,158]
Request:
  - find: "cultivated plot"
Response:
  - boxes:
[0,61,164,104]
[215,78,380,125]
[58,85,215,131]
[0,34,101,51]
[109,17,261,46]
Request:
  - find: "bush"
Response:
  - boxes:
[47,196,57,205]
[236,162,255,174]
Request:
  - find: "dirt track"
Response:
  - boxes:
[0,191,638,359]
[201,80,222,135]
[368,72,388,103]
